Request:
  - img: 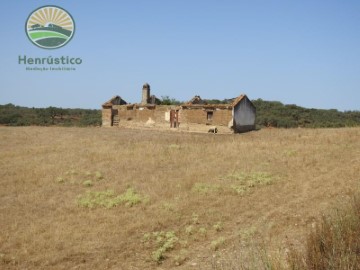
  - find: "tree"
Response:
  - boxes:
[160,96,182,105]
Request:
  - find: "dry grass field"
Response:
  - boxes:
[0,126,359,269]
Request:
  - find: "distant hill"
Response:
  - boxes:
[0,101,359,128]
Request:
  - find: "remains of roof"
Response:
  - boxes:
[181,95,246,109]
[102,94,248,109]
[102,96,127,108]
[186,95,207,105]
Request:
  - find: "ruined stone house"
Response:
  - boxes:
[102,83,256,133]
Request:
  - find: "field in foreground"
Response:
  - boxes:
[0,127,359,269]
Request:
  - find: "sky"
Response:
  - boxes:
[0,0,359,111]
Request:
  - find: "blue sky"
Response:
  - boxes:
[0,0,359,110]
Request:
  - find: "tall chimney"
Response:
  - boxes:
[141,83,150,104]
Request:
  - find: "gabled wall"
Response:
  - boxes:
[233,96,256,133]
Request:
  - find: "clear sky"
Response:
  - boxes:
[0,0,359,111]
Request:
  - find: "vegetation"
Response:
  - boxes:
[56,170,104,186]
[0,103,101,126]
[1,100,360,128]
[143,231,179,263]
[191,171,276,196]
[212,193,360,270]
[77,188,144,208]
[186,97,360,128]
[0,127,359,269]
[287,193,360,270]
[160,96,183,105]
[211,237,226,251]
[253,99,360,128]
[2,99,359,129]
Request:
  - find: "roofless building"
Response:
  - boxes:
[102,83,256,133]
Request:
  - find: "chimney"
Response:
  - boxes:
[141,83,150,104]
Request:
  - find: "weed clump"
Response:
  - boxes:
[143,231,179,263]
[213,222,223,232]
[82,180,93,187]
[94,171,103,180]
[211,237,225,251]
[192,171,276,197]
[192,183,221,194]
[199,227,207,236]
[56,169,105,186]
[185,225,194,235]
[173,249,188,266]
[56,177,64,183]
[77,188,144,208]
[225,171,275,194]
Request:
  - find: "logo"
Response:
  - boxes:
[25,5,75,49]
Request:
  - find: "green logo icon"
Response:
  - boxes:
[25,5,75,49]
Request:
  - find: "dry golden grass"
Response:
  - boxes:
[0,126,359,269]
[286,193,360,270]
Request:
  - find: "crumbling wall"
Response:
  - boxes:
[179,109,231,126]
[116,105,173,124]
[212,109,232,126]
[152,106,171,124]
[179,109,205,124]
[103,104,233,129]
[102,108,113,127]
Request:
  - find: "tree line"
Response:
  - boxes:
[1,99,359,128]
[252,99,360,128]
[0,104,101,127]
